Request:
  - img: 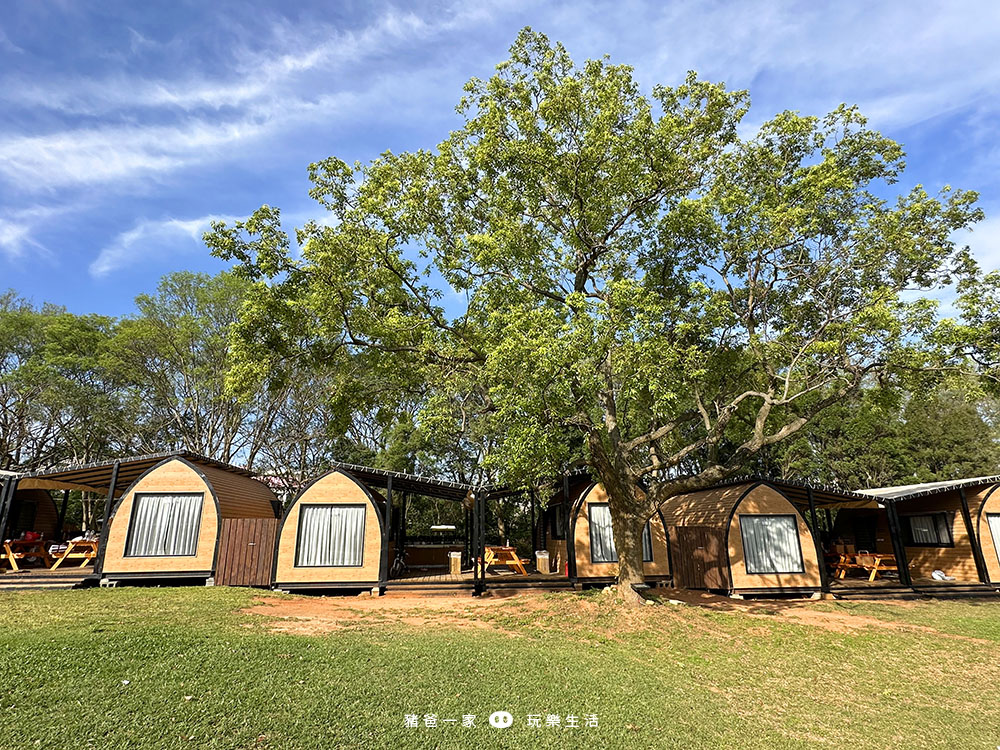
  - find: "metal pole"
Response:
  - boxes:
[530,489,537,553]
[94,460,120,577]
[958,486,989,584]
[564,475,577,581]
[0,478,13,541]
[807,488,830,594]
[471,492,479,592]
[380,476,393,592]
[55,489,70,541]
[884,500,913,588]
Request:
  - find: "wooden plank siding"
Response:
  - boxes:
[891,490,981,582]
[198,464,277,519]
[6,488,59,539]
[975,485,1000,583]
[216,518,279,587]
[671,526,729,589]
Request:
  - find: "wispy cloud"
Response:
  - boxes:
[0,4,497,193]
[90,214,239,277]
[0,219,34,259]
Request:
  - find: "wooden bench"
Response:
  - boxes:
[50,539,100,570]
[1,539,54,571]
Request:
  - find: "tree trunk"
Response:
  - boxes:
[606,487,646,605]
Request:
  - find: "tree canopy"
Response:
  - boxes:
[206,28,991,592]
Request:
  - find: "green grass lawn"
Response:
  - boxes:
[2,587,1000,749]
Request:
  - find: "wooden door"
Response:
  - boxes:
[216,518,279,587]
[673,526,730,590]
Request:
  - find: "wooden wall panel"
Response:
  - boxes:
[895,491,980,582]
[659,484,751,528]
[727,484,822,591]
[274,470,383,586]
[102,459,217,575]
[977,485,1000,583]
[572,484,671,580]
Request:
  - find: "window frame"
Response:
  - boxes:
[549,503,567,540]
[738,513,805,575]
[587,503,654,564]
[901,512,954,548]
[987,513,1000,569]
[294,503,367,568]
[123,491,204,558]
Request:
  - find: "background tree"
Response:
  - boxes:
[208,29,985,600]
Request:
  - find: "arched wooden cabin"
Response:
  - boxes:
[659,481,823,596]
[101,456,278,584]
[273,469,386,591]
[537,479,670,585]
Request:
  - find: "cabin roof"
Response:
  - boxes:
[860,475,1000,501]
[10,451,257,497]
[686,475,876,509]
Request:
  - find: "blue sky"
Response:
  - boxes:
[1,0,999,316]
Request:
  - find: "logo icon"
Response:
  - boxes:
[488,711,513,729]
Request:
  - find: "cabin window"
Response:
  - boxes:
[988,514,1000,567]
[739,515,804,574]
[588,504,653,563]
[125,492,203,557]
[902,513,953,547]
[550,504,567,540]
[296,504,366,567]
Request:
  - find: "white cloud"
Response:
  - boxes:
[0,219,32,259]
[958,213,1000,272]
[90,215,238,277]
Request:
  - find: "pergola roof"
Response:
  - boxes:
[325,460,482,502]
[860,475,1000,501]
[11,451,256,497]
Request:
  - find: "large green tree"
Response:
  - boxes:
[207,29,984,598]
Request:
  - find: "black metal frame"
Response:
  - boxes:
[883,499,913,587]
[807,487,831,593]
[93,460,120,577]
[958,486,990,583]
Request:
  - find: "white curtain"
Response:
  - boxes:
[589,504,654,563]
[740,515,803,574]
[125,493,203,557]
[988,515,1000,567]
[589,504,617,563]
[297,505,366,567]
[642,522,653,562]
[908,514,948,545]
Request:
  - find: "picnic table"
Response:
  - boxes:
[482,545,529,575]
[1,539,54,571]
[831,552,899,582]
[50,539,100,570]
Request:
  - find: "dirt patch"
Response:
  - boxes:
[244,591,553,636]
